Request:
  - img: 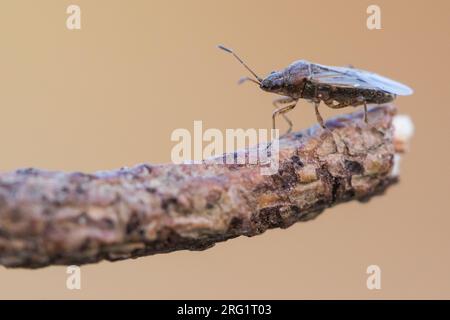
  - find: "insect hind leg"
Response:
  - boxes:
[324,99,352,109]
[363,101,368,124]
[325,99,369,124]
[352,97,369,124]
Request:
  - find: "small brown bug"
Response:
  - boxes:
[218,45,413,133]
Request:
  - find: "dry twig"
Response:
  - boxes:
[0,104,409,268]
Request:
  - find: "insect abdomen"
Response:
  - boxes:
[362,90,395,104]
[301,82,395,105]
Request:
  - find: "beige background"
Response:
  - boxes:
[0,0,449,299]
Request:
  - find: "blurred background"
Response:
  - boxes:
[0,0,449,299]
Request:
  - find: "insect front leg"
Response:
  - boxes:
[272,100,298,136]
[273,97,296,134]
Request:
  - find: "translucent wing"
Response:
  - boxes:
[310,64,413,95]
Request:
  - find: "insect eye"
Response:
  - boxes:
[270,71,276,74]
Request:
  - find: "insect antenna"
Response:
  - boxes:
[238,77,260,85]
[218,45,262,84]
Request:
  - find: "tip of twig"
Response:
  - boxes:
[393,114,414,147]
[391,113,414,177]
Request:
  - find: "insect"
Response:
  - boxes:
[218,45,413,133]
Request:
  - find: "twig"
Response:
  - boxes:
[0,104,410,268]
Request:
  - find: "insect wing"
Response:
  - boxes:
[309,64,379,90]
[311,64,413,95]
[351,68,413,95]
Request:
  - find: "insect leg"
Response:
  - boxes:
[273,97,296,134]
[238,76,260,85]
[351,96,368,123]
[326,99,369,123]
[314,102,326,129]
[363,100,368,124]
[324,100,352,109]
[272,101,297,135]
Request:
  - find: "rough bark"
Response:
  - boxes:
[0,104,404,268]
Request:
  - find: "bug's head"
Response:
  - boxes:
[260,71,285,94]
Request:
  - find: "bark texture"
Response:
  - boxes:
[0,104,401,268]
